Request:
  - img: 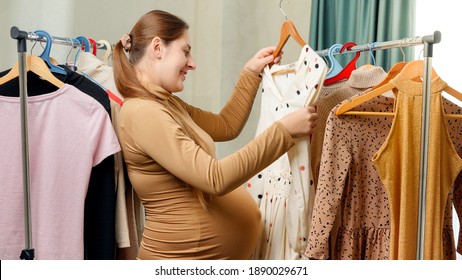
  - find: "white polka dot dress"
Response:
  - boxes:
[245,45,327,259]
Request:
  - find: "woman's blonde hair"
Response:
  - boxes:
[113,10,212,209]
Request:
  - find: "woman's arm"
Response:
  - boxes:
[180,47,281,141]
[178,68,261,141]
[119,100,294,196]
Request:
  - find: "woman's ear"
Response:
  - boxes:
[151,37,163,59]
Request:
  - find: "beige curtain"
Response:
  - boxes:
[0,0,312,158]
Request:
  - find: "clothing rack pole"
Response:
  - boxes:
[315,31,441,260]
[315,35,425,57]
[10,26,35,260]
[19,29,111,50]
[417,31,441,260]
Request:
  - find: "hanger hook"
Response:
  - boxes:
[65,37,75,64]
[399,39,406,62]
[279,0,288,20]
[418,48,424,60]
[39,41,46,54]
[368,43,376,65]
[29,37,38,56]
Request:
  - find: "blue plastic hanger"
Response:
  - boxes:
[34,30,67,75]
[73,36,91,66]
[325,43,343,79]
[75,36,91,52]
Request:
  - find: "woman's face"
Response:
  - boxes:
[158,30,196,93]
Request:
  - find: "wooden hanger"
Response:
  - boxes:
[271,1,306,75]
[398,60,462,102]
[399,59,438,81]
[271,67,297,76]
[273,20,306,58]
[335,60,462,118]
[370,61,408,90]
[335,80,396,116]
[271,20,306,76]
[0,55,64,88]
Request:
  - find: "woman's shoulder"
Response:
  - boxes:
[120,97,170,117]
[122,97,164,109]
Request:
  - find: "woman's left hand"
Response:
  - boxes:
[244,46,282,75]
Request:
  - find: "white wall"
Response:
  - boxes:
[0,0,75,68]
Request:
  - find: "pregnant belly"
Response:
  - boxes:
[207,187,261,259]
[138,187,261,259]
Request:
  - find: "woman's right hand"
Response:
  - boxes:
[279,106,318,138]
[244,46,283,75]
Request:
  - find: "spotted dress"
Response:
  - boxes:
[442,98,462,258]
[244,45,327,259]
[305,76,462,260]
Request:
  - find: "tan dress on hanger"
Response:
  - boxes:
[372,74,462,259]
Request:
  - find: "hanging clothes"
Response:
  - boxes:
[0,83,120,259]
[306,94,394,260]
[75,52,124,102]
[76,52,141,260]
[0,67,119,260]
[245,45,327,260]
[309,66,387,259]
[316,79,347,99]
[310,66,387,187]
[372,74,462,259]
[306,77,462,260]
[59,66,118,260]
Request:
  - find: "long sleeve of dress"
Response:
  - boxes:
[305,111,352,259]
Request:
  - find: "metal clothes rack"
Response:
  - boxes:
[315,31,441,260]
[9,26,109,260]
